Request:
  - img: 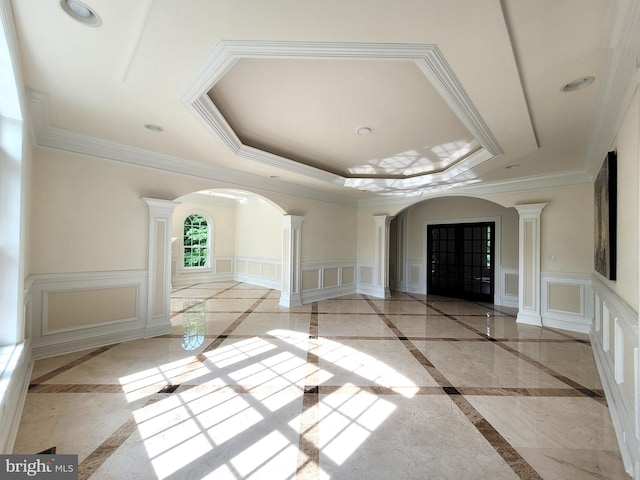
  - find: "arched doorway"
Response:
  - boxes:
[171,189,286,291]
[389,196,519,306]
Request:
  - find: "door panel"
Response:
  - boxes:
[428,222,494,302]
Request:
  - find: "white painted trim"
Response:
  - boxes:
[182,41,502,195]
[175,209,214,271]
[235,272,280,291]
[28,270,149,359]
[500,266,519,308]
[279,291,302,308]
[0,341,32,453]
[540,272,593,333]
[302,284,358,304]
[586,0,640,177]
[515,203,547,326]
[300,261,358,303]
[423,216,502,304]
[591,276,639,478]
[280,215,304,307]
[404,259,426,295]
[144,198,179,337]
[28,91,359,208]
[357,283,387,299]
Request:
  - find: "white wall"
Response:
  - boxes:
[589,86,640,478]
[404,196,518,265]
[235,200,282,259]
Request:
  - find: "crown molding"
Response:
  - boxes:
[28,91,358,208]
[181,40,504,194]
[586,0,640,175]
[356,169,593,209]
[0,0,26,122]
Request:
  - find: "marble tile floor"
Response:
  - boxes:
[14,282,629,479]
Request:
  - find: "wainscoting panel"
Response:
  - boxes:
[540,272,593,333]
[29,270,148,359]
[234,256,281,290]
[501,267,519,308]
[406,260,425,294]
[302,261,357,303]
[172,256,277,288]
[591,276,639,478]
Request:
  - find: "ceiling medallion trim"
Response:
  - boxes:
[182,41,503,193]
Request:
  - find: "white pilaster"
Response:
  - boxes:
[143,198,180,337]
[372,215,392,298]
[396,212,408,292]
[280,215,304,307]
[514,203,547,326]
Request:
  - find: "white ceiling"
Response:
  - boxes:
[8,0,640,203]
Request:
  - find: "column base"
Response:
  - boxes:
[516,310,543,327]
[279,292,302,308]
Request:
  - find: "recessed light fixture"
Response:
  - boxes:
[356,126,372,136]
[562,76,595,92]
[505,164,520,169]
[60,0,101,27]
[144,124,164,132]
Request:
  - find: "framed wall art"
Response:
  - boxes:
[594,150,617,280]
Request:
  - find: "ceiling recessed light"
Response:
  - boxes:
[60,0,101,27]
[144,124,164,132]
[562,76,595,92]
[356,126,372,136]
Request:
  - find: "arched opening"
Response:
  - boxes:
[389,196,519,306]
[171,189,286,290]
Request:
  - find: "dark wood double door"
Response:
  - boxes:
[427,222,495,302]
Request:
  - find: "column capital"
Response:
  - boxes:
[372,214,392,227]
[514,203,547,216]
[282,214,304,228]
[143,198,181,214]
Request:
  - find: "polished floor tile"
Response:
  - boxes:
[14,283,628,479]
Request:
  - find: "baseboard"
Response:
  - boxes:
[234,273,280,290]
[302,284,357,303]
[0,341,33,453]
[542,316,591,334]
[591,331,639,478]
[516,311,542,326]
[357,283,389,299]
[31,324,148,360]
[279,291,302,308]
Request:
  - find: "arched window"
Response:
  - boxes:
[183,214,209,267]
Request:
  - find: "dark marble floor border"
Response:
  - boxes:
[408,294,604,402]
[23,285,602,480]
[30,344,118,386]
[74,289,273,479]
[296,302,320,479]
[363,296,545,480]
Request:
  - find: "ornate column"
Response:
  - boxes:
[143,198,180,337]
[373,215,392,298]
[514,203,547,326]
[280,215,304,307]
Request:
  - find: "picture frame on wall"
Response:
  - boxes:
[594,150,617,280]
